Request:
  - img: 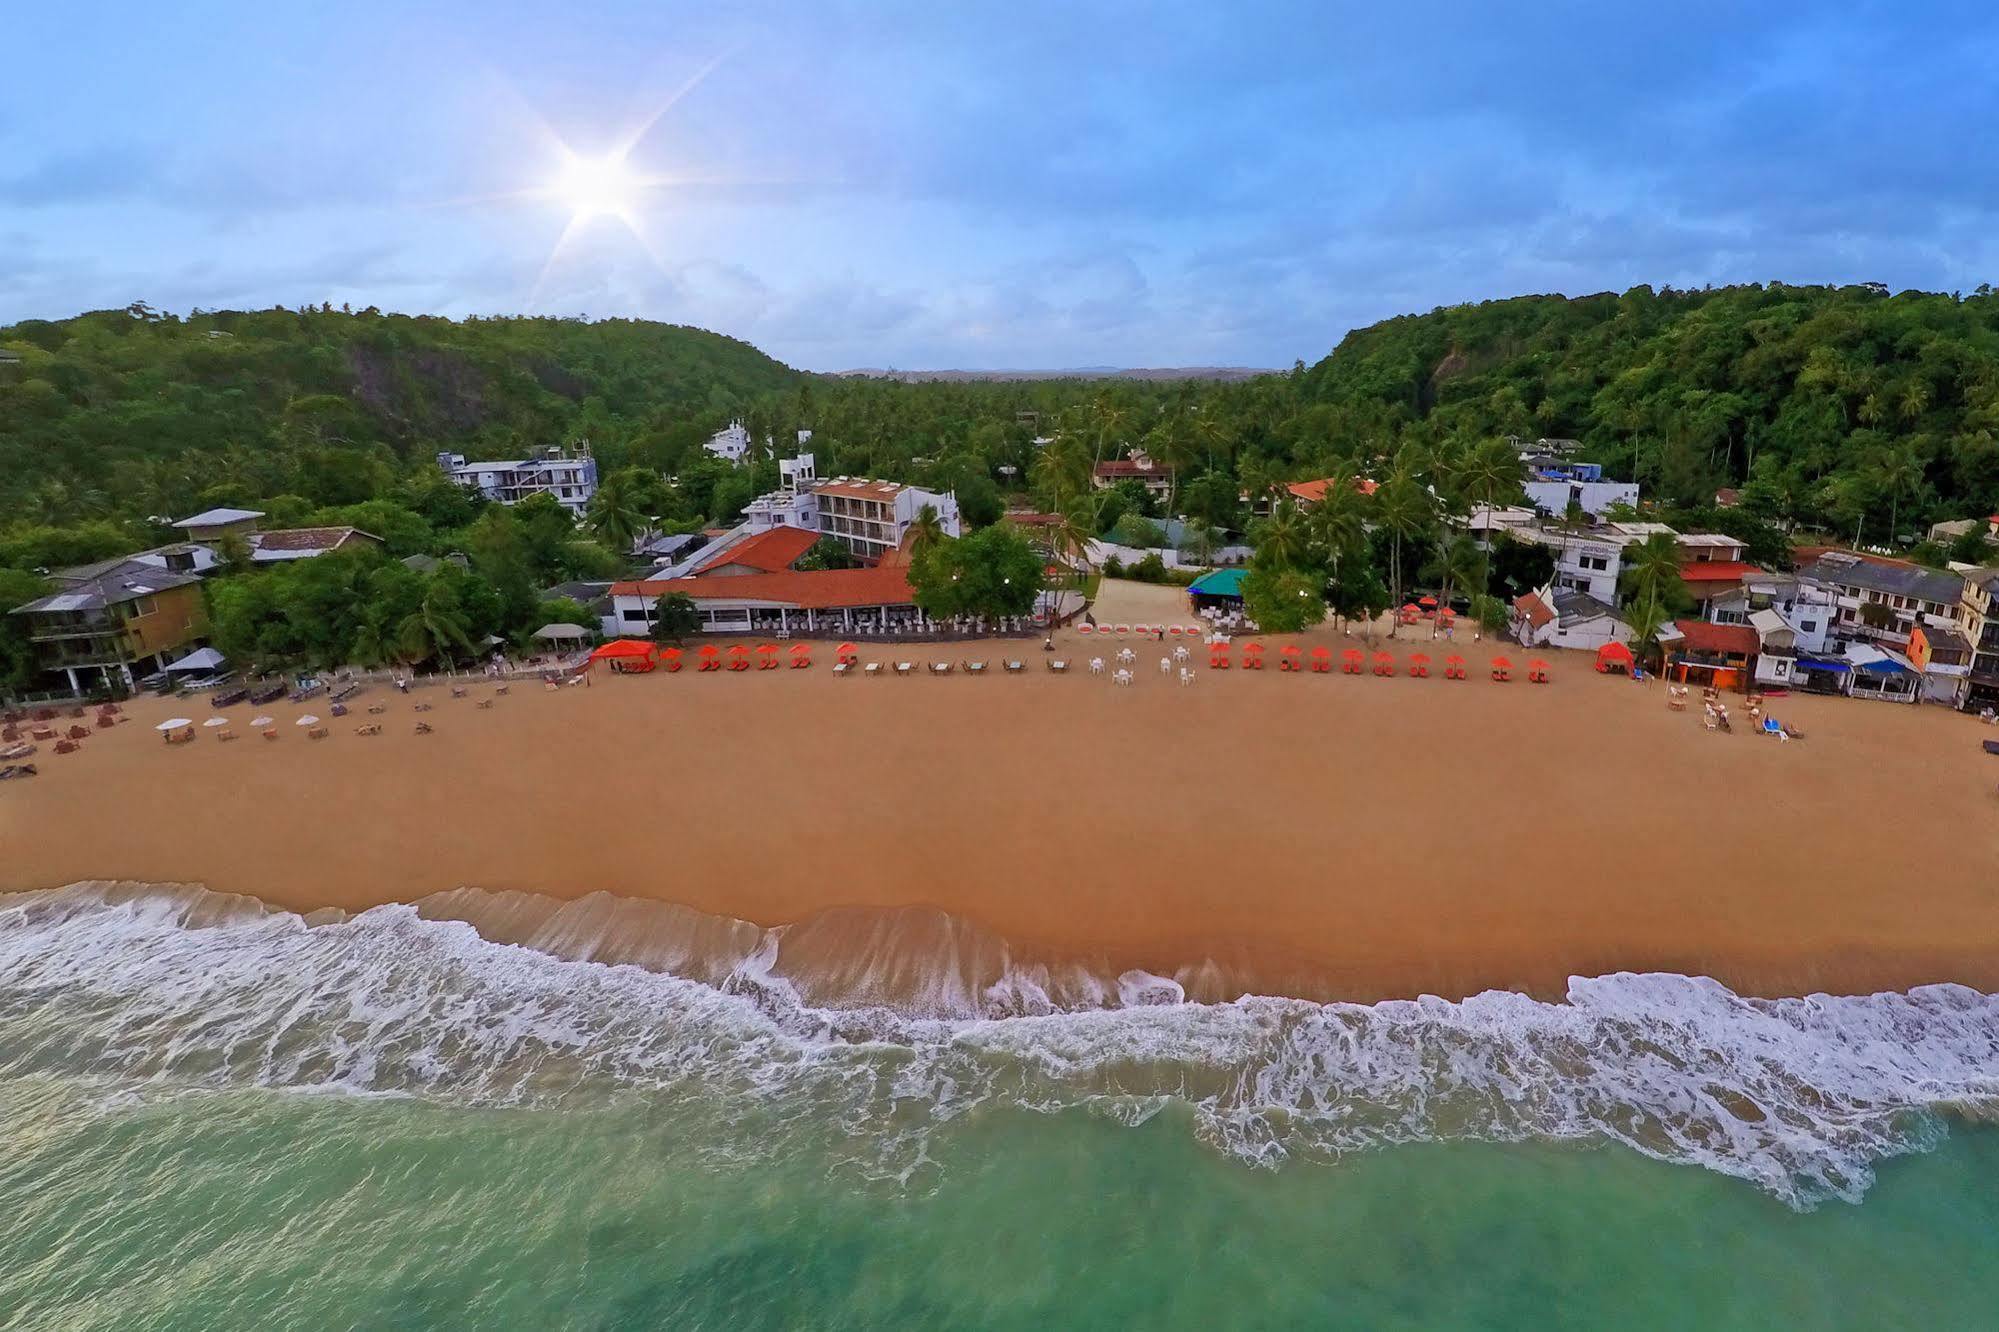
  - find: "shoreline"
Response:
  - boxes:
[7,606,1999,1007]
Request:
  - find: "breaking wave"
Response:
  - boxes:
[3,882,1997,1209]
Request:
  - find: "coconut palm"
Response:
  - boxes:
[586,472,649,555]
[1373,465,1436,636]
[1049,502,1097,575]
[907,502,945,556]
[1251,498,1309,571]
[1423,532,1486,634]
[396,581,477,665]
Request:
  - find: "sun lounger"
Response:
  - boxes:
[330,703,348,717]
[331,683,363,704]
[1983,739,1999,757]
[355,723,382,736]
[249,681,286,705]
[0,763,38,780]
[476,699,494,709]
[367,702,389,715]
[288,681,324,703]
[414,721,433,735]
[307,726,330,740]
[212,687,249,708]
[0,742,34,761]
[413,702,432,712]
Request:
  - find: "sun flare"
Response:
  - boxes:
[556,153,640,222]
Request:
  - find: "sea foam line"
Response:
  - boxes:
[2,883,1996,1208]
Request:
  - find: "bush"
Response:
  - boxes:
[1103,555,1125,578]
[1131,552,1169,583]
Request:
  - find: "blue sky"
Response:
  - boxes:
[4,2,1995,370]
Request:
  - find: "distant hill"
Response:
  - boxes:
[0,305,801,524]
[831,366,1273,383]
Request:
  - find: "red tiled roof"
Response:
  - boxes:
[1672,619,1760,656]
[1287,477,1378,503]
[611,565,916,610]
[1094,459,1171,478]
[1513,592,1555,629]
[1677,561,1762,584]
[693,525,820,575]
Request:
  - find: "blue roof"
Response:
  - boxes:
[1188,568,1247,597]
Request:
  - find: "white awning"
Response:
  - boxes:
[165,647,227,673]
[533,623,591,641]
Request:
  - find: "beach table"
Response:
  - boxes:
[833,661,852,676]
[1047,659,1069,673]
[865,663,883,676]
[895,662,914,676]
[1004,660,1025,673]
[930,662,953,675]
[966,661,987,674]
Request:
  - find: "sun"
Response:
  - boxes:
[556,152,639,223]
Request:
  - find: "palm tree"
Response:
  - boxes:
[1617,532,1688,665]
[1032,434,1092,511]
[1424,532,1486,636]
[1870,443,1924,544]
[1049,502,1097,575]
[1621,595,1671,673]
[907,502,945,556]
[397,582,477,665]
[1252,498,1309,571]
[1373,466,1436,636]
[586,472,648,555]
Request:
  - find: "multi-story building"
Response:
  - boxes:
[704,420,753,464]
[436,444,598,515]
[1955,567,1999,714]
[1520,457,1639,519]
[8,555,211,694]
[1092,451,1175,502]
[742,453,961,562]
[1796,551,1963,647]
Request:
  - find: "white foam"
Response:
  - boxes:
[4,883,1997,1208]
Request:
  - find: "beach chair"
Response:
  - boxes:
[217,729,239,742]
[476,699,494,710]
[414,721,433,735]
[1702,711,1717,732]
[307,726,330,740]
[1179,668,1194,687]
[495,685,510,695]
[367,702,389,715]
[451,686,468,699]
[355,723,383,736]
[53,739,79,755]
[1527,661,1550,684]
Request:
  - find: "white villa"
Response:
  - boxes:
[436,444,598,515]
[742,453,961,562]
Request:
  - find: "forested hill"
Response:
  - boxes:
[1294,282,1999,533]
[0,305,800,524]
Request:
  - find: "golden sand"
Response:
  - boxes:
[5,616,1997,1003]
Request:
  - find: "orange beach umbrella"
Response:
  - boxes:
[789,642,811,655]
[1341,648,1364,662]
[1491,656,1513,669]
[837,642,859,659]
[1280,644,1301,658]
[727,644,750,657]
[1409,652,1430,664]
[756,643,778,656]
[1372,651,1393,664]
[699,644,720,658]
[1242,641,1265,655]
[1311,646,1332,659]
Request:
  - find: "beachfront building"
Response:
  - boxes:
[436,444,598,515]
[1706,573,1837,657]
[1509,526,1630,604]
[1511,586,1629,652]
[8,554,210,693]
[1956,568,1999,714]
[1092,451,1174,503]
[1658,619,1759,691]
[741,453,961,562]
[608,525,926,635]
[1796,551,1964,651]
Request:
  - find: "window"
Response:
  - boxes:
[128,597,156,618]
[621,608,649,623]
[1577,554,1609,572]
[1799,621,1817,635]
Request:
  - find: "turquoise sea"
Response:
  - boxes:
[4,883,1998,1329]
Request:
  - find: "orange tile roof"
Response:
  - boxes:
[1678,561,1763,584]
[1672,619,1760,656]
[693,525,820,575]
[611,565,916,610]
[1287,476,1377,502]
[1512,591,1555,629]
[1094,459,1171,478]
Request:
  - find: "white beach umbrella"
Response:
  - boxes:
[249,716,275,728]
[295,715,320,727]
[156,718,194,731]
[204,717,230,728]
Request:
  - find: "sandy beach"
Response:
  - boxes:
[6,597,1998,1004]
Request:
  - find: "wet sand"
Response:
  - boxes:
[5,620,1998,1003]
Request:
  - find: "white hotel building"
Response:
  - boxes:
[741,453,961,562]
[436,444,599,516]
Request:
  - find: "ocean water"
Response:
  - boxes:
[4,884,1999,1329]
